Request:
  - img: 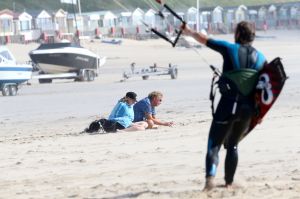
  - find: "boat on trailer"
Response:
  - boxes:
[0,46,32,96]
[29,42,105,83]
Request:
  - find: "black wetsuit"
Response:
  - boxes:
[205,38,266,184]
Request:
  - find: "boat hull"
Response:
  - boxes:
[0,65,32,84]
[29,43,100,74]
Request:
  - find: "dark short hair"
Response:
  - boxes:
[126,91,137,101]
[235,21,255,44]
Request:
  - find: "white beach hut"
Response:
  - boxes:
[212,6,223,24]
[225,9,235,32]
[173,12,185,27]
[132,8,144,26]
[17,11,32,31]
[145,9,156,27]
[201,11,211,30]
[119,12,132,27]
[187,7,197,28]
[88,13,100,30]
[248,9,258,22]
[13,11,34,41]
[290,5,300,27]
[278,5,289,26]
[235,5,248,22]
[267,4,277,28]
[279,5,289,20]
[212,6,225,33]
[258,6,267,20]
[268,4,277,19]
[35,10,53,32]
[66,13,83,33]
[100,11,117,28]
[290,5,299,20]
[0,9,14,36]
[53,9,68,33]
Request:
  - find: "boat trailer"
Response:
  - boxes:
[122,63,178,81]
[0,83,18,96]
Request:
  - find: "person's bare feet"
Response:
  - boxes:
[225,183,233,189]
[203,176,215,191]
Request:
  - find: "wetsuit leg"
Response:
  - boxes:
[205,97,234,178]
[224,103,254,184]
[224,146,238,185]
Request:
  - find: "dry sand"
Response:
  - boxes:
[0,30,300,199]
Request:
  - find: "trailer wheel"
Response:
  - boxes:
[9,85,18,96]
[87,70,95,81]
[170,68,178,79]
[82,70,89,81]
[39,79,52,84]
[142,75,149,80]
[2,85,10,96]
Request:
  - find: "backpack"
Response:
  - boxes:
[85,118,118,133]
[218,68,259,97]
[210,67,259,117]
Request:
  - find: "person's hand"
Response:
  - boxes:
[181,23,191,36]
[165,121,174,127]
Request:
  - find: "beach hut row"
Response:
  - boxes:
[1,2,300,43]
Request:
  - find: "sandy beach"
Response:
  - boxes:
[1,30,300,199]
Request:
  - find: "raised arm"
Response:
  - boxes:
[181,24,208,45]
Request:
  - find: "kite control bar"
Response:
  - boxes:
[142,21,175,45]
[143,0,186,47]
[210,65,221,76]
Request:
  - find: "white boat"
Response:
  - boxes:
[29,43,101,74]
[0,46,32,96]
[29,43,105,83]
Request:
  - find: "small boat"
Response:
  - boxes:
[101,39,122,45]
[0,46,32,96]
[29,42,105,82]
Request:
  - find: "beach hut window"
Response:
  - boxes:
[279,7,288,19]
[20,20,30,30]
[119,12,132,27]
[0,19,12,32]
[290,6,298,19]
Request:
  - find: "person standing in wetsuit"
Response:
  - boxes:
[182,21,266,190]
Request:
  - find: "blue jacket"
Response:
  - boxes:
[108,101,134,128]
